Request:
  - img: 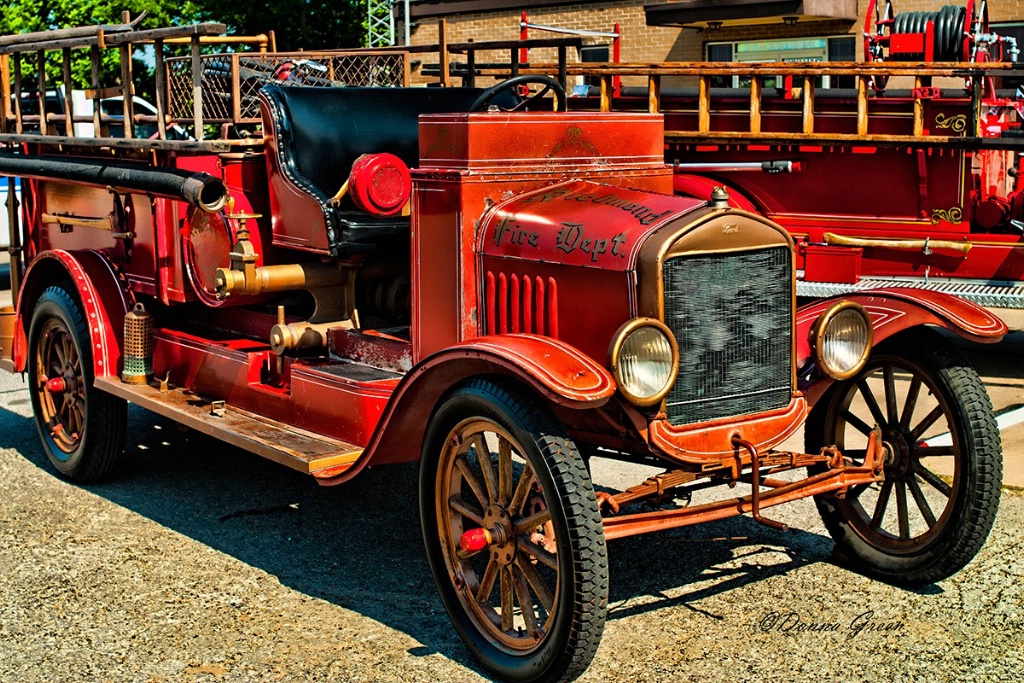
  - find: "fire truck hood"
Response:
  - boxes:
[479,179,706,271]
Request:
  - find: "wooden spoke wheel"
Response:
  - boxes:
[35,315,87,454]
[28,285,127,482]
[807,328,1001,585]
[420,380,607,683]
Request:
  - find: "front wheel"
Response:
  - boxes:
[420,380,608,683]
[806,327,1001,585]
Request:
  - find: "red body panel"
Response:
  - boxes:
[32,181,158,295]
[673,174,759,213]
[478,261,633,364]
[262,115,332,254]
[153,328,394,446]
[476,178,705,362]
[418,112,668,173]
[317,334,617,485]
[480,179,701,271]
[411,112,674,362]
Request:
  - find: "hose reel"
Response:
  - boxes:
[890,5,968,61]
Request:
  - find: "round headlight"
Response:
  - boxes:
[812,302,872,380]
[609,318,679,406]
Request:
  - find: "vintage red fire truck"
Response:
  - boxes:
[0,15,1007,683]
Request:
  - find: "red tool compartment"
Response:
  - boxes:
[411,111,673,360]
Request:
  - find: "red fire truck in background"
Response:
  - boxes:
[0,8,1009,683]
[552,0,1024,314]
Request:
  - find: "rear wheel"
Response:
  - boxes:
[420,380,607,683]
[806,328,1001,584]
[28,285,127,482]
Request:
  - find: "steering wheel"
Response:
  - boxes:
[470,75,568,113]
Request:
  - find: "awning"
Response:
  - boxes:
[644,0,858,28]
[409,1,574,19]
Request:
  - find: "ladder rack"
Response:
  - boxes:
[481,60,1024,150]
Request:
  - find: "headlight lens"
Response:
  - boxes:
[610,319,679,406]
[813,302,872,379]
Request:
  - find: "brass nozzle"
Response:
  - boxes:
[270,320,352,356]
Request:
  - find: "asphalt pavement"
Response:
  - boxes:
[0,302,1022,682]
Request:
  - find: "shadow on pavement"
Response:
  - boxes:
[946,329,1024,383]
[0,399,870,668]
[605,514,837,622]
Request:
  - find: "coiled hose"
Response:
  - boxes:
[891,5,967,60]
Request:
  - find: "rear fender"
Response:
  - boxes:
[797,288,1006,404]
[315,334,615,485]
[13,250,134,377]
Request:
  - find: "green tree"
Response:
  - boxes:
[190,1,365,52]
[1,0,367,107]
[1,1,203,93]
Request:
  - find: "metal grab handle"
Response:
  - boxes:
[41,210,134,239]
[732,434,789,532]
[42,211,113,230]
[824,231,972,254]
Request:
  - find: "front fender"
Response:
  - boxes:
[14,250,134,377]
[797,288,1006,404]
[315,334,615,485]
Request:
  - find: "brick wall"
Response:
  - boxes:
[408,0,682,85]
[406,0,1024,85]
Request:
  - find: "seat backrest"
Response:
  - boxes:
[261,85,487,202]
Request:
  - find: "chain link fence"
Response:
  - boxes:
[167,51,409,124]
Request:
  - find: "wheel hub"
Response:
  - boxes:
[63,367,77,401]
[882,430,913,477]
[44,376,66,393]
[483,506,517,566]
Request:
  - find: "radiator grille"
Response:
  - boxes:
[663,247,792,426]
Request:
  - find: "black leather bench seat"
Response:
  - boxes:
[260,84,491,256]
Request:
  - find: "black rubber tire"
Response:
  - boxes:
[419,379,608,683]
[806,327,1001,585]
[28,285,127,482]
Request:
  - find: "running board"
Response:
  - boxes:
[95,377,362,477]
[798,277,1024,309]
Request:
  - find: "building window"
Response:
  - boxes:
[707,43,733,88]
[828,36,856,89]
[992,23,1024,90]
[580,45,610,88]
[992,23,1024,61]
[706,35,857,90]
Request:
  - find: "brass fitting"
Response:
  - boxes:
[215,223,259,297]
[710,186,731,208]
[270,319,353,356]
[215,210,359,323]
[216,262,345,297]
[215,260,357,323]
